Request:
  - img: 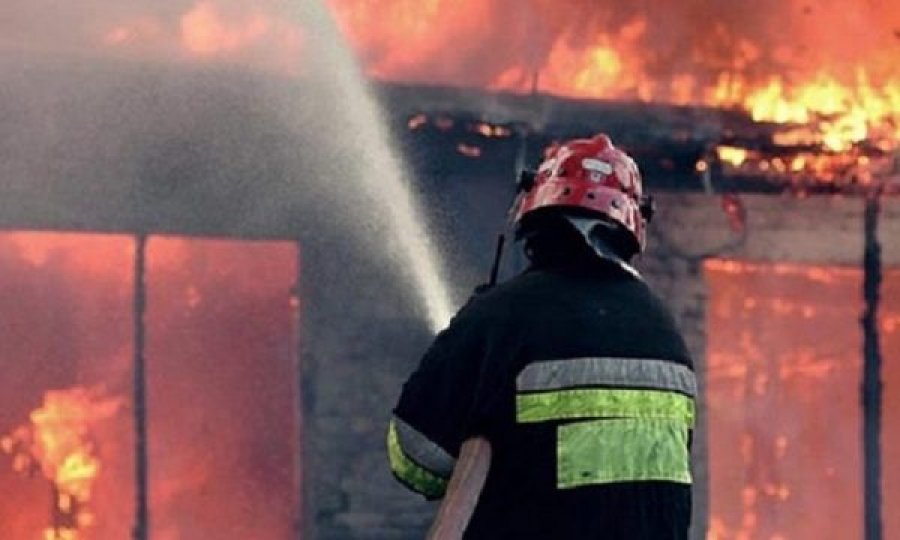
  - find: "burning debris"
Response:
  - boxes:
[406,114,513,140]
[704,140,898,195]
[1,387,123,540]
[394,89,899,196]
[348,1,900,196]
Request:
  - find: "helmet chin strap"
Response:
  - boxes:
[563,216,643,280]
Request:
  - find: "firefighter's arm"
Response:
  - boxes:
[426,437,492,540]
[387,301,497,500]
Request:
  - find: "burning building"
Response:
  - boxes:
[1,1,899,539]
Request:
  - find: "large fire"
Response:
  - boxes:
[0,233,299,539]
[329,0,900,188]
[326,0,900,155]
[1,388,123,540]
[82,1,900,163]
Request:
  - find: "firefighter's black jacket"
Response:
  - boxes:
[388,257,695,539]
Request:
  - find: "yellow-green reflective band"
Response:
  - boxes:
[557,418,692,488]
[391,415,455,476]
[387,420,448,499]
[516,388,695,425]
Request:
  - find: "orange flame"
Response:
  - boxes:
[744,72,900,152]
[326,1,900,155]
[1,387,123,540]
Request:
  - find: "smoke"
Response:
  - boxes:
[1,0,459,341]
[0,0,301,72]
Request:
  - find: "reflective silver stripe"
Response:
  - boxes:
[517,357,696,397]
[392,416,456,477]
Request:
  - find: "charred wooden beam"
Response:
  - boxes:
[862,191,883,540]
[133,234,149,540]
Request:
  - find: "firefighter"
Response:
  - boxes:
[387,134,695,539]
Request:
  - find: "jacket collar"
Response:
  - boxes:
[563,216,643,281]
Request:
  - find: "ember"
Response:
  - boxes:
[408,113,428,130]
[457,143,482,158]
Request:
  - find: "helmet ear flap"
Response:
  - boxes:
[639,194,655,223]
[517,170,537,193]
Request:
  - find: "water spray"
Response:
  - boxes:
[290,1,454,332]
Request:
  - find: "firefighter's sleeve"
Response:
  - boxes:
[386,304,498,500]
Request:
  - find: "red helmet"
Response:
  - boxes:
[513,133,650,253]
